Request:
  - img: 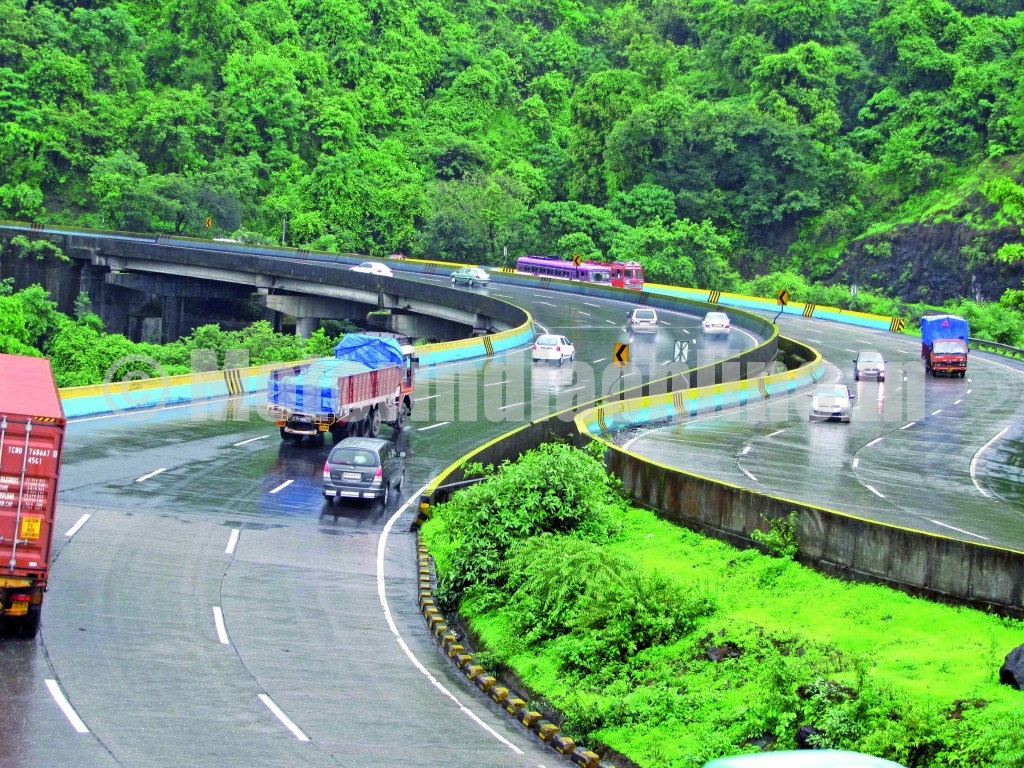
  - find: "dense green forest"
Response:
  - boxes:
[2,0,1024,300]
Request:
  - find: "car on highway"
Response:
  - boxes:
[853,350,886,381]
[531,334,575,364]
[350,261,394,277]
[701,311,732,336]
[808,383,855,423]
[450,267,491,287]
[626,307,659,334]
[702,750,906,768]
[323,437,405,506]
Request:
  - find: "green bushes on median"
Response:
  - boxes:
[421,444,1024,767]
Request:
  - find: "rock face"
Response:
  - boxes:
[1000,644,1024,689]
[828,221,1024,304]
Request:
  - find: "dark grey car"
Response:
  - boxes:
[322,437,405,506]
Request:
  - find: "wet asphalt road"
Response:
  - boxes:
[1,277,753,768]
[623,314,1024,551]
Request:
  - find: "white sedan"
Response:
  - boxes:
[531,334,575,364]
[701,311,731,335]
[350,261,394,277]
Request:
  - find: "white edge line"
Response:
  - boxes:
[741,446,751,455]
[899,422,916,430]
[225,528,240,555]
[930,409,943,416]
[970,426,1010,498]
[233,435,269,446]
[417,422,450,431]
[377,488,524,755]
[930,519,990,540]
[865,437,883,448]
[852,457,860,469]
[269,479,293,494]
[135,467,167,482]
[865,484,886,499]
[740,467,759,483]
[258,694,310,741]
[500,402,526,411]
[45,679,89,733]
[212,606,230,644]
[766,429,785,438]
[64,514,92,538]
[592,358,607,364]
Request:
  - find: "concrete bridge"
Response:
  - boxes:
[0,225,507,342]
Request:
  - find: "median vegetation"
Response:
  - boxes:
[421,443,1024,767]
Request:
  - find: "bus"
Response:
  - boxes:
[515,255,644,290]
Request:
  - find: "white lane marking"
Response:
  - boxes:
[212,607,230,644]
[233,435,269,446]
[865,484,885,499]
[741,446,751,455]
[536,301,557,307]
[930,409,943,416]
[45,680,89,733]
[930,520,990,540]
[660,320,671,326]
[954,399,963,405]
[593,358,608,364]
[493,294,515,299]
[258,694,309,741]
[64,514,92,538]
[766,429,785,438]
[269,480,293,494]
[966,389,972,394]
[583,302,600,307]
[899,422,916,430]
[417,422,450,431]
[135,468,167,482]
[681,329,690,335]
[483,379,508,387]
[377,489,525,755]
[225,529,240,555]
[562,385,586,392]
[416,394,439,401]
[844,348,857,353]
[577,311,591,316]
[970,426,1010,498]
[740,467,759,483]
[605,319,618,324]
[865,437,883,448]
[852,458,860,469]
[500,402,526,411]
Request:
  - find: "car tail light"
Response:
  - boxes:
[323,461,330,480]
[555,346,561,352]
[533,344,538,350]
[374,466,383,479]
[11,594,29,603]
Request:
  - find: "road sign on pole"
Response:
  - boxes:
[673,339,689,363]
[205,216,213,228]
[572,254,582,267]
[777,289,789,306]
[614,343,629,366]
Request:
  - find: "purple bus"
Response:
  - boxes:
[515,255,612,284]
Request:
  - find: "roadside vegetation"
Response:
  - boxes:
[421,443,1024,767]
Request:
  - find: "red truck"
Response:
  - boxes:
[921,314,969,378]
[0,354,65,638]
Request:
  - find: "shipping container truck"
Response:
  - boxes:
[267,334,415,443]
[0,354,65,638]
[920,314,969,377]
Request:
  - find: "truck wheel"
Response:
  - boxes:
[21,606,40,639]
[960,371,966,378]
[279,427,289,440]
[396,402,411,429]
[369,408,381,438]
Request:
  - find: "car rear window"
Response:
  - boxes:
[634,310,656,319]
[329,449,378,466]
[537,336,559,346]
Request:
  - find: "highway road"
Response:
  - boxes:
[0,275,755,768]
[621,313,1024,551]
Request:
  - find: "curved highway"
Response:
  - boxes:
[622,312,1024,550]
[2,274,759,767]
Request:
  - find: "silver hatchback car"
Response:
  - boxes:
[323,437,405,506]
[808,383,855,423]
[853,350,886,381]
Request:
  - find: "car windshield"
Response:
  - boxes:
[536,335,560,346]
[934,340,966,353]
[329,449,377,466]
[813,386,848,400]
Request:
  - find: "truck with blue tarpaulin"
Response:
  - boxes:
[920,314,969,377]
[267,334,415,442]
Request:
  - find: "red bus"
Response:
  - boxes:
[610,261,644,290]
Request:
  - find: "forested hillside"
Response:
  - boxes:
[2,0,1024,301]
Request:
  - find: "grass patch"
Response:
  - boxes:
[422,446,1024,767]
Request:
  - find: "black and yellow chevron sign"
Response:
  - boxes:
[889,317,906,333]
[803,304,816,317]
[708,290,721,303]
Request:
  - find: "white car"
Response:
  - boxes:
[701,311,731,335]
[350,261,394,277]
[626,308,659,334]
[853,350,886,381]
[531,334,575,364]
[809,383,855,423]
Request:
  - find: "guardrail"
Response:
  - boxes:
[970,337,1024,359]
